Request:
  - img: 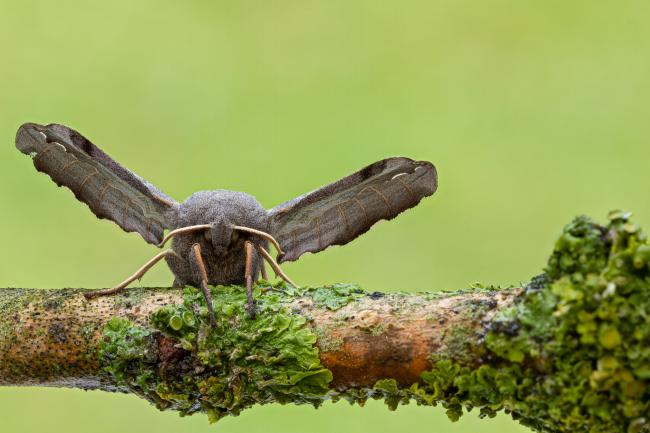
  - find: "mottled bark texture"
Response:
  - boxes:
[0,285,516,389]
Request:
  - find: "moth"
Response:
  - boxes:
[15,123,438,324]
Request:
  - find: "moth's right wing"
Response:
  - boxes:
[268,157,437,262]
[16,123,179,245]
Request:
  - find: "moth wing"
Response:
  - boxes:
[16,123,179,245]
[268,157,437,262]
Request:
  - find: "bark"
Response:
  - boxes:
[0,286,517,388]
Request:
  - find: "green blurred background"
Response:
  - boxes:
[1,1,649,432]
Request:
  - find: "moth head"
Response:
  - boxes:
[209,220,233,256]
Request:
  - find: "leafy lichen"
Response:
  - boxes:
[366,212,650,433]
[481,212,650,432]
[99,284,334,423]
[100,317,155,387]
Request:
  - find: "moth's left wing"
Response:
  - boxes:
[268,157,437,262]
[15,123,179,245]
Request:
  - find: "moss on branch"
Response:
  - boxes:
[1,211,650,433]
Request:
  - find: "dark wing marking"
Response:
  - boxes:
[268,157,437,262]
[16,123,179,245]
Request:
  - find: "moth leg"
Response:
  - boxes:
[84,249,179,299]
[255,245,299,288]
[259,256,268,281]
[188,243,217,328]
[258,258,274,295]
[244,241,256,318]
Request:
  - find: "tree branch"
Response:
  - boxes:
[2,212,650,433]
[0,285,517,389]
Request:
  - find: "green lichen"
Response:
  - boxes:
[369,212,650,433]
[369,322,388,337]
[312,326,344,352]
[373,379,409,410]
[99,284,334,423]
[96,212,650,431]
[436,324,484,365]
[280,283,365,310]
[278,283,364,353]
[99,317,155,387]
[486,212,650,433]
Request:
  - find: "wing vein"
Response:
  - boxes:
[337,204,350,237]
[122,196,133,227]
[56,157,80,176]
[368,186,392,214]
[32,142,60,165]
[353,198,369,225]
[77,168,100,196]
[395,177,417,201]
[313,217,322,249]
[291,230,298,253]
[97,181,111,204]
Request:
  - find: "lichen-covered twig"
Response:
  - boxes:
[2,211,650,433]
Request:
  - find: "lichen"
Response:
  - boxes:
[99,284,334,423]
[99,317,155,387]
[312,326,344,352]
[364,212,650,433]
[369,322,388,337]
[280,283,365,310]
[487,212,650,432]
[435,324,484,365]
[95,212,650,431]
